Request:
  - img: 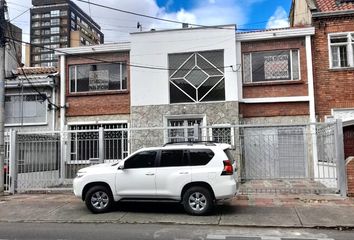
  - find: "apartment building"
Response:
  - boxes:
[30,0,104,67]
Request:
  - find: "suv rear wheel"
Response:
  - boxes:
[85,185,113,214]
[182,186,213,215]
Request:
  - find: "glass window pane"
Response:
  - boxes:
[331,46,339,67]
[292,50,300,80]
[76,65,90,92]
[198,76,223,101]
[122,64,127,90]
[252,50,291,82]
[330,36,348,43]
[69,66,75,92]
[189,149,214,166]
[70,63,124,93]
[243,54,252,83]
[339,45,348,67]
[124,151,157,169]
[169,50,225,103]
[160,150,187,167]
[200,80,225,102]
[170,80,195,103]
[5,95,46,124]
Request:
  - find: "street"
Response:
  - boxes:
[0,223,352,240]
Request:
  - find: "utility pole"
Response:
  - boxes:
[0,0,6,195]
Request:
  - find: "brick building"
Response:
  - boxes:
[236,28,315,125]
[57,43,131,162]
[291,0,354,195]
[235,27,319,181]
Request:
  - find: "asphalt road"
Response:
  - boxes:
[0,223,352,240]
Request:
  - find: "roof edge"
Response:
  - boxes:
[313,9,354,18]
[130,24,236,35]
[236,27,315,42]
[56,42,131,56]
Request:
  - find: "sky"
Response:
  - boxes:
[7,0,291,44]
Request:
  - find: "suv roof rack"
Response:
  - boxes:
[163,141,218,147]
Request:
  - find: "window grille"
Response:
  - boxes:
[169,50,225,103]
[69,123,128,162]
[167,119,202,143]
[243,50,300,83]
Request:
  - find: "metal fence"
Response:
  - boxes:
[4,133,10,193]
[4,121,348,196]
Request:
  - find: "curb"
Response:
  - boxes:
[0,219,353,230]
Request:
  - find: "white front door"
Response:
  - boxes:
[115,150,157,198]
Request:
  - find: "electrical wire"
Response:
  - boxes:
[4,5,60,110]
[9,8,29,22]
[5,36,235,72]
[74,0,237,30]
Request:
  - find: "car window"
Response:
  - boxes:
[189,149,214,166]
[124,151,157,169]
[160,150,188,167]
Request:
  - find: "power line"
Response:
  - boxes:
[6,1,30,9]
[74,0,236,30]
[9,8,29,22]
[5,36,235,72]
[87,0,91,18]
[4,5,60,110]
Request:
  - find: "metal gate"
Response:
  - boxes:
[242,127,307,179]
[4,121,348,196]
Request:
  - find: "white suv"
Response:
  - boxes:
[73,142,238,215]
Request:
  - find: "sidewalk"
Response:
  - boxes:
[0,193,353,228]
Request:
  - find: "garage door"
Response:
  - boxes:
[243,127,307,180]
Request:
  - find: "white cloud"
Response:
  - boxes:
[266,6,289,29]
[7,0,266,43]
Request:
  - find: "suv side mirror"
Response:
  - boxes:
[117,162,124,170]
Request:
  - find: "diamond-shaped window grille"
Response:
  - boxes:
[169,50,225,103]
[185,67,209,88]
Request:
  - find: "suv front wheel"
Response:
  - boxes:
[85,185,113,214]
[182,186,213,215]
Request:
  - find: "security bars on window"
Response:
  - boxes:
[243,50,300,83]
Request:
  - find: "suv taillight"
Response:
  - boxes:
[221,160,233,175]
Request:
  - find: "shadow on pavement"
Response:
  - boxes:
[109,201,234,216]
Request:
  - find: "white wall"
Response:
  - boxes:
[130,26,238,106]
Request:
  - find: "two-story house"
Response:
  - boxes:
[57,43,130,165]
[56,24,334,190]
[236,27,317,180]
[290,0,354,195]
[130,25,239,149]
[5,67,58,132]
[290,0,354,159]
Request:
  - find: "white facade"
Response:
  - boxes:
[130,25,238,106]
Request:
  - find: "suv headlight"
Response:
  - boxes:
[76,171,86,178]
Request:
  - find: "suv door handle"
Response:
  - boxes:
[179,172,189,174]
[145,173,155,176]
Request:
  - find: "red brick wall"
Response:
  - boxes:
[347,158,354,197]
[241,38,308,98]
[240,102,309,118]
[313,16,354,121]
[66,52,130,117]
[344,126,354,159]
